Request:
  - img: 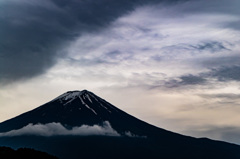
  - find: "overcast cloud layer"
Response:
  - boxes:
[0,0,240,145]
[0,0,184,83]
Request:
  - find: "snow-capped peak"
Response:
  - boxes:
[51,90,89,102]
[49,90,118,115]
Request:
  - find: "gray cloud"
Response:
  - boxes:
[0,0,238,84]
[0,121,120,137]
[160,41,229,56]
[199,93,240,100]
[190,41,228,53]
[165,74,207,88]
[227,21,240,31]
[198,93,240,107]
[164,65,240,88]
[0,0,73,83]
[119,66,240,90]
[174,0,240,20]
[179,74,207,85]
[198,55,240,68]
[209,66,240,82]
[125,66,240,90]
[1,0,186,83]
[65,57,117,67]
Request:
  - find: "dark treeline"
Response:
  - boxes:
[0,147,58,159]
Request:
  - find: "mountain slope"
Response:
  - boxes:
[0,90,240,159]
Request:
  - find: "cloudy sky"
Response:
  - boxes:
[0,0,240,144]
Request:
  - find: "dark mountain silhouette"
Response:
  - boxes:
[0,146,58,159]
[0,90,179,137]
[0,90,240,159]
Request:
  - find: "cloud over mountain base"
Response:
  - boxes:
[0,121,120,137]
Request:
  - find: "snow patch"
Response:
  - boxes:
[79,97,97,115]
[84,104,97,115]
[79,96,85,104]
[64,91,83,100]
[86,94,93,103]
[51,91,84,102]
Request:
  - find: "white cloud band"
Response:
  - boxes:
[0,121,120,137]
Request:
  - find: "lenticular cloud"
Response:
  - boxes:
[0,121,120,137]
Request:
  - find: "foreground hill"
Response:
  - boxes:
[0,90,239,159]
[0,146,58,159]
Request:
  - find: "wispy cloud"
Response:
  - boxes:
[199,93,240,100]
[162,65,240,88]
[189,41,228,53]
[165,74,207,88]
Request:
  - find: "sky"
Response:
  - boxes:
[0,0,240,144]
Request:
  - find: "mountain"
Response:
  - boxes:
[0,90,240,159]
[0,90,177,137]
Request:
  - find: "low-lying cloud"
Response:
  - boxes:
[0,121,120,137]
